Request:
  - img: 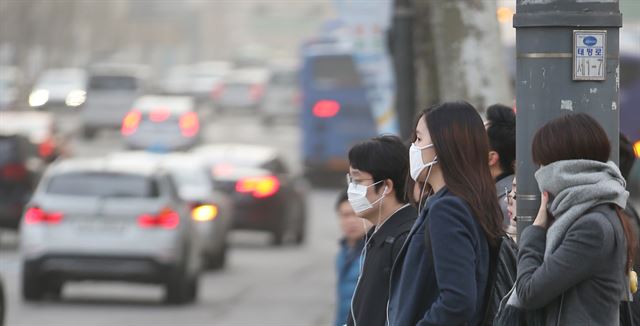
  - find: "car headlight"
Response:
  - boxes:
[29,89,49,107]
[65,90,86,107]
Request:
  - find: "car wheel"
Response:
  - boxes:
[82,127,96,140]
[47,281,64,300]
[294,216,306,245]
[164,266,190,305]
[205,245,227,270]
[271,227,285,246]
[185,275,199,303]
[22,264,44,301]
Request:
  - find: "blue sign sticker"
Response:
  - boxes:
[583,36,598,46]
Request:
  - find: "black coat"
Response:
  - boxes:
[346,205,416,326]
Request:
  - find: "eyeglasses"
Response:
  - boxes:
[505,187,517,202]
[346,174,373,186]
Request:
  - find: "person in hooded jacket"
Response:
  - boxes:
[515,113,635,325]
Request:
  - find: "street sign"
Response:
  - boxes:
[573,30,607,81]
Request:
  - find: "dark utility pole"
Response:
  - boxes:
[391,0,416,140]
[513,0,622,237]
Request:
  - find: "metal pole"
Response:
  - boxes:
[514,0,621,238]
[392,0,416,140]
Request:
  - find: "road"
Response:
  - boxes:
[0,110,344,326]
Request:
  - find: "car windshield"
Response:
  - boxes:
[89,75,138,91]
[47,172,159,197]
[311,55,361,89]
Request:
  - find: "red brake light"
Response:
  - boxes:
[179,112,199,137]
[24,207,63,225]
[149,108,171,122]
[312,100,340,118]
[211,84,225,100]
[1,163,27,181]
[121,110,142,136]
[235,176,280,198]
[39,138,55,158]
[137,208,180,229]
[250,84,264,101]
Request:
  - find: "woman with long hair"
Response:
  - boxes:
[515,113,634,325]
[386,101,504,325]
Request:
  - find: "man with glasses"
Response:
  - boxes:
[345,135,416,326]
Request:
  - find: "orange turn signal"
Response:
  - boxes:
[192,204,219,222]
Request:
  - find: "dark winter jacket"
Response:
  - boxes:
[387,188,490,326]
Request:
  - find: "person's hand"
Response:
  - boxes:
[533,192,549,229]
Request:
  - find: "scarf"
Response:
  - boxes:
[535,160,628,258]
[507,159,628,308]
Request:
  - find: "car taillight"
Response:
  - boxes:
[1,163,27,181]
[121,110,142,136]
[179,112,199,137]
[192,204,219,222]
[149,108,171,122]
[250,84,264,101]
[211,84,225,100]
[312,100,340,118]
[137,208,180,229]
[235,176,280,198]
[39,138,55,159]
[24,207,64,225]
[634,140,640,158]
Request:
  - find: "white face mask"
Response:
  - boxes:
[347,180,386,214]
[409,143,438,181]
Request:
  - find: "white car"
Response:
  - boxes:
[82,68,143,139]
[109,151,235,269]
[20,157,201,304]
[213,68,270,112]
[28,68,87,108]
[121,95,201,152]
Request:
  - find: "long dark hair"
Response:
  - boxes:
[532,113,636,271]
[411,101,504,246]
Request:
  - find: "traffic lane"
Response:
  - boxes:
[1,189,341,326]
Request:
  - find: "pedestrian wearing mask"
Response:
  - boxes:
[515,113,635,325]
[387,101,504,326]
[334,191,370,326]
[345,135,416,326]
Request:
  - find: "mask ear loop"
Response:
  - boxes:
[375,185,388,232]
[418,164,434,213]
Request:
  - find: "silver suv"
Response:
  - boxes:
[20,157,201,304]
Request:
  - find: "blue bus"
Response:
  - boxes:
[298,43,377,182]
